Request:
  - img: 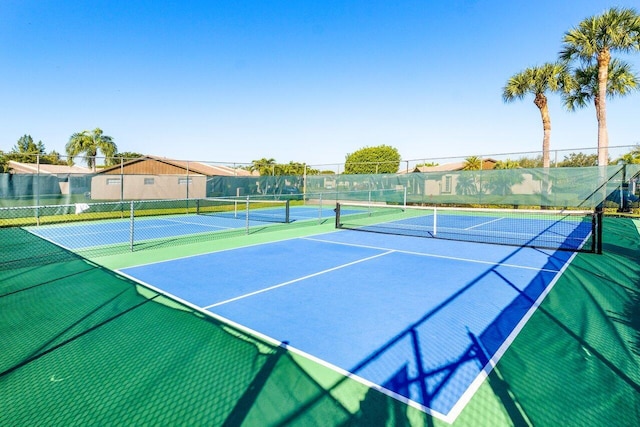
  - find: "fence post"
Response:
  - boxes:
[120,157,124,202]
[36,154,40,226]
[130,201,135,252]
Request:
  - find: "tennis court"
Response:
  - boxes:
[4,162,640,425]
[115,208,584,421]
[24,203,340,251]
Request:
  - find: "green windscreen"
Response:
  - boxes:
[0,228,359,425]
[2,165,639,210]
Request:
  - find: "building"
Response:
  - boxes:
[7,161,92,196]
[408,159,499,196]
[90,155,256,200]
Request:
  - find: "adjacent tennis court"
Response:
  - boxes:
[24,203,339,251]
[118,223,579,420]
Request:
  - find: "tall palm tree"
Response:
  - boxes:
[560,7,640,166]
[502,62,571,169]
[563,59,638,137]
[65,128,117,171]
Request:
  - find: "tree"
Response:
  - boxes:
[557,152,599,167]
[462,156,483,170]
[106,151,144,166]
[517,155,544,168]
[455,173,479,195]
[494,159,521,169]
[564,59,638,132]
[7,135,65,165]
[277,161,319,176]
[65,128,117,171]
[415,161,439,168]
[455,156,484,195]
[41,150,64,165]
[249,158,276,176]
[560,7,640,166]
[502,63,572,168]
[613,145,640,164]
[12,135,45,163]
[344,145,401,174]
[488,160,524,196]
[0,150,7,172]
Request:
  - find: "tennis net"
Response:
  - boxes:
[335,202,601,253]
[196,197,290,223]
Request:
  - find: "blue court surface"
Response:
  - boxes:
[118,229,577,420]
[25,205,336,250]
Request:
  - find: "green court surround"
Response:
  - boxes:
[1,217,639,426]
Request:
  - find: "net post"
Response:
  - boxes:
[245,196,250,234]
[318,193,323,224]
[595,207,603,254]
[403,186,407,209]
[432,205,437,236]
[285,200,290,223]
[195,198,200,215]
[335,202,341,229]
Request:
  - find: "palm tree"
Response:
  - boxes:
[249,158,276,176]
[564,59,639,142]
[502,62,571,169]
[65,128,117,171]
[462,156,483,170]
[614,145,640,164]
[455,156,484,196]
[455,173,479,196]
[560,7,640,166]
[488,160,524,196]
[494,159,521,169]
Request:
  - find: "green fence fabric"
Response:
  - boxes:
[493,216,640,426]
[2,218,640,425]
[0,228,359,426]
[3,164,640,209]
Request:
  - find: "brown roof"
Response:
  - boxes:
[8,161,92,174]
[411,158,497,173]
[96,155,256,176]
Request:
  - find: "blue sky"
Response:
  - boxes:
[1,0,639,167]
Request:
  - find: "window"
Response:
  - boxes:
[144,178,155,185]
[178,177,192,185]
[443,176,452,193]
[106,178,121,185]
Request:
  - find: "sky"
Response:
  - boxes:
[1,0,639,168]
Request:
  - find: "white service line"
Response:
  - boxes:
[204,250,395,309]
[464,216,505,230]
[301,236,560,273]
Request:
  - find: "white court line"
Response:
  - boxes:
[444,249,580,423]
[34,217,235,240]
[115,267,451,422]
[464,216,505,230]
[155,217,234,230]
[203,250,395,309]
[301,236,560,273]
